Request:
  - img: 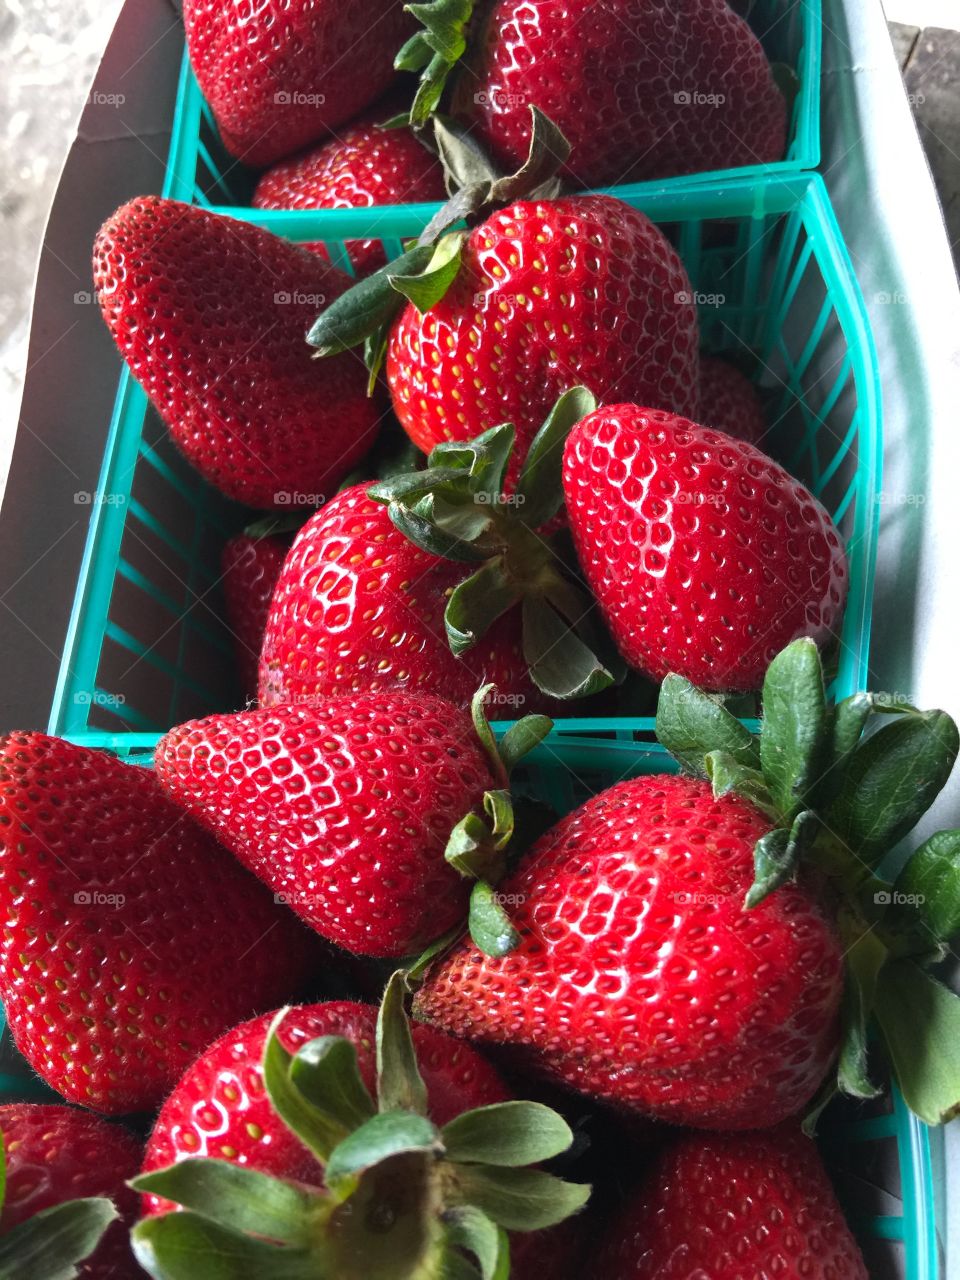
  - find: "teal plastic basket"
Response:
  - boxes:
[175,0,821,207]
[0,735,938,1278]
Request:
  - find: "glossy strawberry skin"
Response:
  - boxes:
[253,111,446,277]
[0,1103,142,1279]
[700,355,767,448]
[183,0,413,166]
[258,483,550,713]
[387,195,700,484]
[416,774,843,1130]
[94,197,383,510]
[0,733,317,1114]
[453,0,786,188]
[154,693,499,957]
[563,406,848,692]
[221,531,292,701]
[591,1127,868,1279]
[141,1000,511,1213]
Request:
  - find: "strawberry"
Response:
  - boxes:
[94,196,383,510]
[562,405,847,691]
[444,0,786,188]
[0,1103,141,1278]
[133,975,589,1278]
[0,732,317,1114]
[253,106,446,277]
[700,354,767,447]
[183,0,413,166]
[220,517,299,702]
[257,482,552,711]
[154,688,551,957]
[385,194,700,483]
[591,1127,868,1279]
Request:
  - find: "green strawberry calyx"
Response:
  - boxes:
[367,388,626,707]
[131,973,590,1280]
[0,1130,118,1280]
[395,0,477,130]
[306,107,570,387]
[656,636,960,1128]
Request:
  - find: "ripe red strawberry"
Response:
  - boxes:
[221,524,295,701]
[562,405,847,691]
[0,732,317,1114]
[386,195,700,486]
[0,1103,141,1278]
[450,0,786,188]
[415,773,843,1129]
[154,691,507,956]
[141,999,512,1212]
[700,354,767,447]
[258,482,549,711]
[253,107,446,277]
[591,1127,868,1279]
[94,196,383,510]
[183,0,413,166]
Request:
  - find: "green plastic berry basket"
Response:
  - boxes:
[0,735,938,1279]
[177,0,821,208]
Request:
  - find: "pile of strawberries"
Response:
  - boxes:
[3,2,959,1278]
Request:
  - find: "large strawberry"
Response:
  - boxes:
[133,975,589,1279]
[221,516,300,701]
[416,640,960,1131]
[0,1103,141,1278]
[94,197,383,510]
[591,1127,868,1279]
[0,733,317,1114]
[183,0,413,166]
[253,105,446,277]
[562,405,848,692]
[700,354,767,447]
[154,687,552,957]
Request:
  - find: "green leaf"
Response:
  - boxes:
[443,1207,509,1280]
[875,959,960,1125]
[745,808,817,908]
[405,925,465,983]
[516,387,596,528]
[884,830,960,954]
[656,674,761,777]
[445,559,523,657]
[704,751,777,818]
[497,715,553,772]
[262,1011,350,1163]
[389,232,466,313]
[826,710,959,869]
[131,1211,316,1280]
[369,466,474,507]
[433,117,500,192]
[387,503,491,563]
[441,1102,573,1167]
[290,1037,377,1134]
[522,596,615,700]
[131,1160,318,1246]
[377,971,429,1117]
[307,243,434,355]
[449,1167,590,1231]
[801,1077,839,1137]
[836,928,886,1099]
[0,1197,118,1280]
[470,684,506,783]
[401,0,476,129]
[487,108,572,207]
[445,813,502,881]
[759,637,828,821]
[324,1112,441,1195]
[468,880,520,957]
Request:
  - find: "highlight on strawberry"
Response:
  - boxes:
[131,973,590,1280]
[415,638,960,1131]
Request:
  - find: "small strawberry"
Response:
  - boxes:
[183,0,413,166]
[253,106,446,277]
[700,354,767,447]
[220,516,300,702]
[591,1127,868,1279]
[0,1103,141,1278]
[0,733,317,1114]
[154,687,552,957]
[94,197,383,510]
[562,405,847,691]
[134,975,589,1278]
[416,640,960,1131]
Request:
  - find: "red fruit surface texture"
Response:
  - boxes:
[221,531,292,701]
[699,354,768,447]
[416,774,843,1129]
